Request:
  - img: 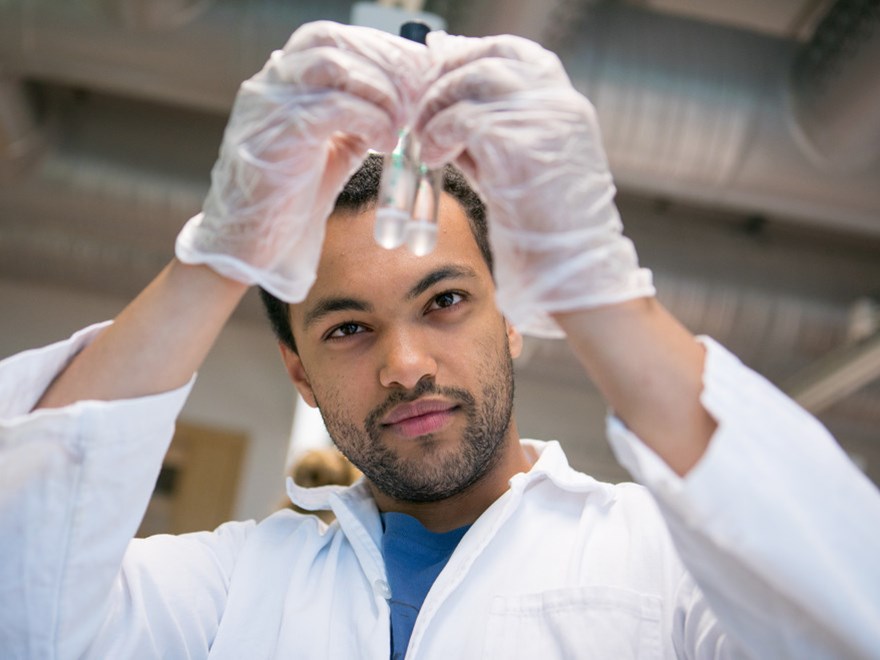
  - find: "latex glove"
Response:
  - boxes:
[176,21,428,302]
[416,33,655,338]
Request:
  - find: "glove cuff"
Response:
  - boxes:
[175,213,317,303]
[490,224,656,338]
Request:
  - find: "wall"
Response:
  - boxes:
[0,276,296,521]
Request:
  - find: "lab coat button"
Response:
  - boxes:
[374,579,392,599]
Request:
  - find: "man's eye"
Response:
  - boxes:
[429,291,465,311]
[326,322,364,340]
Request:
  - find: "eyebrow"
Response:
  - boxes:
[302,264,480,331]
[406,265,479,300]
[302,297,373,331]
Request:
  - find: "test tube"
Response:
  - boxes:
[374,21,441,255]
[374,128,419,249]
[406,164,441,256]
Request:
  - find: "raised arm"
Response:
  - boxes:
[38,21,426,410]
[416,32,711,473]
[2,22,430,658]
[553,300,713,475]
[418,31,880,657]
[36,260,247,408]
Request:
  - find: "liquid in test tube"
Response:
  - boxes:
[374,21,441,255]
[374,129,419,249]
[407,164,441,256]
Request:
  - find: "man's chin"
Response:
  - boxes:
[370,476,473,505]
[362,444,478,502]
[379,430,462,461]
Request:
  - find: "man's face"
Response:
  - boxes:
[283,194,522,504]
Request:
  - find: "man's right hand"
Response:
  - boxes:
[175,21,429,303]
[416,32,654,339]
[37,22,428,409]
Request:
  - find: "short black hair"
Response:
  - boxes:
[259,153,492,353]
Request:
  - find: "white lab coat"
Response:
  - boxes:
[0,323,878,659]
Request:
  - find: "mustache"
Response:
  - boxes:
[365,379,476,432]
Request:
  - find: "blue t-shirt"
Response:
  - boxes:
[380,512,470,660]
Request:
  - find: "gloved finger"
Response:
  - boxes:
[415,32,573,166]
[425,31,565,79]
[219,90,397,197]
[415,61,574,166]
[254,46,407,129]
[419,85,605,216]
[281,20,431,113]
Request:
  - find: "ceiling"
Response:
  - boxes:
[0,0,878,482]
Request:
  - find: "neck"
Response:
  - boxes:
[369,431,536,533]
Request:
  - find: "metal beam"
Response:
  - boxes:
[785,330,880,413]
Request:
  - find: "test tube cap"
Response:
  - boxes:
[400,21,430,44]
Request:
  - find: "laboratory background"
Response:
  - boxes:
[0,0,878,533]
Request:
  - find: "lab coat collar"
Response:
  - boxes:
[285,439,615,513]
[517,439,616,506]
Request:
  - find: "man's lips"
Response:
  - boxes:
[381,399,459,438]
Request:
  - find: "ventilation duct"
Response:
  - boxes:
[786,330,880,412]
[790,0,880,172]
[2,1,879,235]
[0,76,43,178]
[558,3,880,237]
[0,0,352,113]
[90,0,214,31]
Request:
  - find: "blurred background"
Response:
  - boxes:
[1,0,878,531]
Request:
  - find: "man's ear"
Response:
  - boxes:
[506,319,523,359]
[279,343,318,408]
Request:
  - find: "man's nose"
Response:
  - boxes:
[378,327,438,390]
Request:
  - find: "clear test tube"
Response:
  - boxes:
[406,163,441,256]
[374,129,419,249]
[374,20,437,254]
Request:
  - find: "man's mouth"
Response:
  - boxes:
[381,399,459,439]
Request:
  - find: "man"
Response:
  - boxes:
[1,20,878,659]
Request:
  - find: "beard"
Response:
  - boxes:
[315,344,516,504]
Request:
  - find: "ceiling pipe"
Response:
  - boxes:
[0,75,43,178]
[90,0,215,31]
[0,0,351,113]
[558,4,880,237]
[785,330,880,413]
[784,297,880,413]
[445,0,578,45]
[789,0,880,173]
[0,0,878,237]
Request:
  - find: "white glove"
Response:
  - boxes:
[416,33,654,338]
[176,21,428,302]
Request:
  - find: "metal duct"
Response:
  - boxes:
[786,330,880,412]
[558,4,880,237]
[0,76,43,178]
[90,0,214,31]
[0,0,351,113]
[790,0,880,172]
[1,1,879,236]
